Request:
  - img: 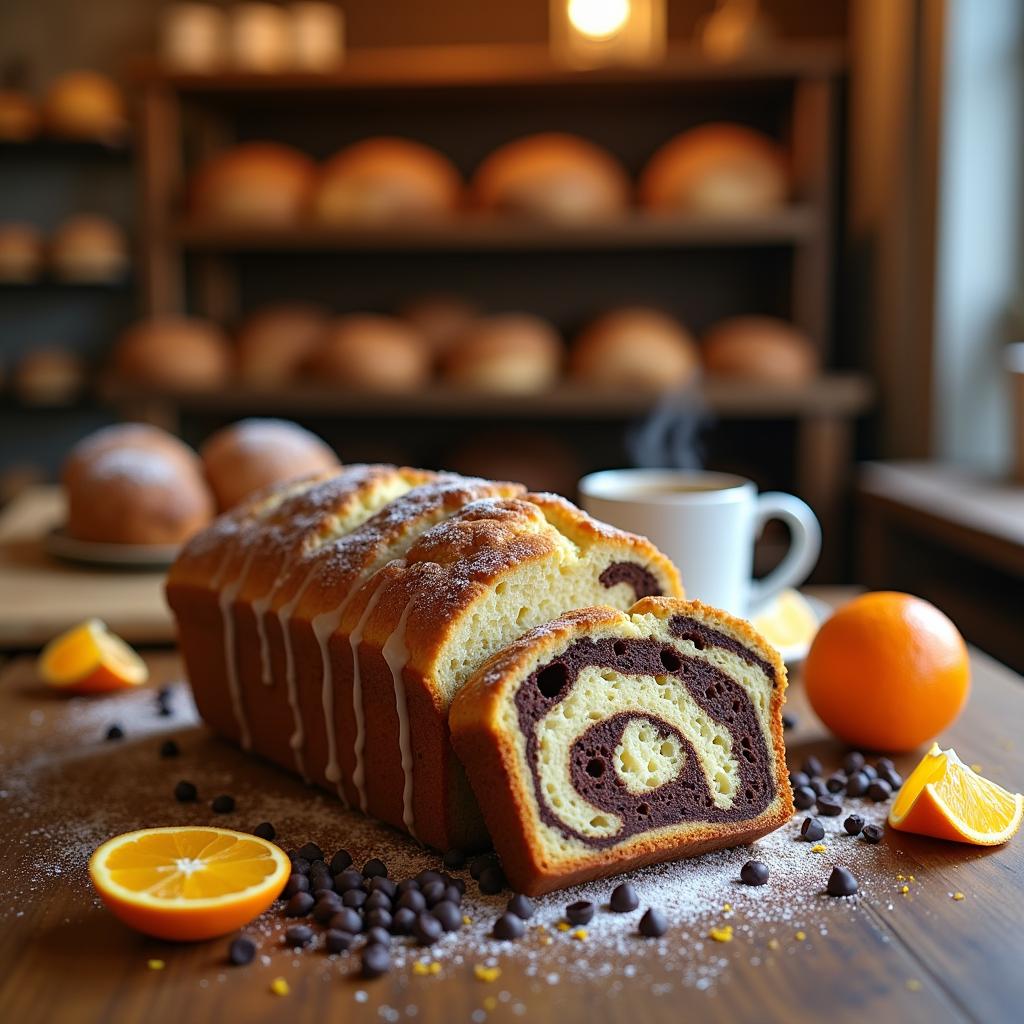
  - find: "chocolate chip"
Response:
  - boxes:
[413,912,443,945]
[390,907,416,935]
[364,926,391,947]
[297,842,323,863]
[843,751,866,773]
[800,817,825,842]
[361,943,391,978]
[313,888,337,903]
[810,778,830,798]
[290,857,311,875]
[442,848,466,870]
[468,857,494,881]
[507,894,535,920]
[211,794,235,814]
[817,795,843,817]
[342,889,367,909]
[368,877,397,899]
[105,724,124,741]
[826,773,847,793]
[329,908,362,934]
[285,892,314,917]
[566,900,595,925]
[802,755,823,778]
[422,880,446,906]
[788,771,810,789]
[334,869,364,892]
[283,875,310,898]
[639,908,668,937]
[362,858,387,879]
[366,908,393,932]
[325,929,354,954]
[478,865,506,895]
[398,889,426,914]
[610,882,638,912]
[253,821,275,841]
[876,757,895,773]
[159,739,180,758]
[878,766,903,789]
[330,849,353,874]
[417,869,444,887]
[432,901,462,932]
[314,897,342,924]
[861,824,883,844]
[862,764,878,781]
[844,814,865,836]
[397,878,421,894]
[826,866,858,897]
[868,779,893,802]
[845,771,869,797]
[173,780,197,802]
[364,891,391,912]
[492,912,525,940]
[782,712,797,731]
[793,785,816,810]
[442,884,462,906]
[228,935,256,965]
[740,860,769,886]
[284,924,314,947]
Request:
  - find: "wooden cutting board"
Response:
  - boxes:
[0,486,175,648]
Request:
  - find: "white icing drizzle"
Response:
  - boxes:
[276,566,321,780]
[312,595,356,807]
[381,600,417,840]
[216,547,259,750]
[348,578,389,813]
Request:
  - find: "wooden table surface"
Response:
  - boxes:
[0,487,175,648]
[1,608,1022,1023]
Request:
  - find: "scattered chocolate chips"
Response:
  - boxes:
[844,814,865,836]
[397,878,421,894]
[861,824,883,844]
[639,908,668,938]
[398,889,427,914]
[159,739,179,758]
[361,943,391,978]
[826,773,847,793]
[507,894,535,920]
[843,751,866,773]
[290,857,311,875]
[800,817,825,842]
[793,785,816,810]
[417,869,444,887]
[211,794,235,814]
[432,901,462,932]
[816,795,843,817]
[610,882,639,912]
[413,913,443,946]
[283,875,310,898]
[868,779,893,802]
[297,842,324,863]
[442,884,463,906]
[325,929,354,954]
[329,908,362,934]
[878,765,903,789]
[740,860,769,886]
[826,866,858,897]
[422,880,446,906]
[789,770,810,789]
[284,924,314,947]
[477,865,506,895]
[492,912,525,940]
[285,892,314,917]
[105,724,124,741]
[442,848,466,870]
[342,888,367,909]
[364,926,391,947]
[803,755,823,778]
[366,909,393,932]
[369,877,397,899]
[566,900,595,926]
[782,712,797,731]
[469,857,495,881]
[335,869,364,892]
[362,858,388,879]
[390,907,416,935]
[845,771,869,797]
[330,849,353,874]
[173,780,197,802]
[364,891,392,912]
[228,936,256,965]
[253,821,275,841]
[314,898,342,924]
[810,778,829,798]
[862,764,878,781]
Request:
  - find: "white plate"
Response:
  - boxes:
[770,594,833,666]
[45,526,180,570]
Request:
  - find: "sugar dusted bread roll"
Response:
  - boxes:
[450,598,793,894]
[49,214,129,282]
[113,316,232,390]
[14,348,86,405]
[236,303,329,383]
[166,468,682,850]
[443,314,562,394]
[400,294,478,356]
[42,71,126,143]
[702,315,818,384]
[312,314,431,393]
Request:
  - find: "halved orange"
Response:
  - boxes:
[39,619,148,693]
[888,744,1023,845]
[89,826,290,941]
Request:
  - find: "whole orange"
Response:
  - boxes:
[803,592,969,752]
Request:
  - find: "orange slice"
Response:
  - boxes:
[89,826,290,941]
[751,588,820,650]
[39,619,148,693]
[888,744,1023,845]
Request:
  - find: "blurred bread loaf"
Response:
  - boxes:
[42,71,126,143]
[399,294,478,356]
[14,348,86,405]
[49,214,128,282]
[113,316,232,390]
[312,137,462,224]
[236,303,329,383]
[442,313,562,393]
[473,133,629,220]
[0,223,44,282]
[63,423,201,489]
[311,313,431,392]
[570,307,699,390]
[0,88,39,141]
[640,124,788,214]
[702,315,818,384]
[191,143,316,225]
[201,418,340,510]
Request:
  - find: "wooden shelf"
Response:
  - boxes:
[98,373,873,422]
[0,278,130,291]
[0,139,130,159]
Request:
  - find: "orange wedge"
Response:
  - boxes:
[39,619,148,693]
[888,744,1023,845]
[89,826,290,941]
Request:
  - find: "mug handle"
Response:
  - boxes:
[747,492,822,615]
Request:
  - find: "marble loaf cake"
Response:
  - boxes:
[450,598,794,894]
[166,465,682,851]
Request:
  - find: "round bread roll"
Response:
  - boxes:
[639,123,788,214]
[442,313,562,394]
[236,303,329,383]
[66,444,213,545]
[201,418,340,510]
[49,214,129,282]
[14,348,87,405]
[472,133,629,221]
[0,88,39,141]
[42,71,127,143]
[0,222,44,282]
[399,294,478,356]
[113,316,232,391]
[312,137,462,224]
[570,308,699,390]
[191,143,316,225]
[701,315,818,384]
[312,314,431,392]
[63,422,202,490]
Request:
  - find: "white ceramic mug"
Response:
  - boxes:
[579,469,821,616]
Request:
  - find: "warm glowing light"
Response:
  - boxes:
[567,0,632,41]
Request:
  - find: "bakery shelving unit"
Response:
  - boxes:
[123,42,869,577]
